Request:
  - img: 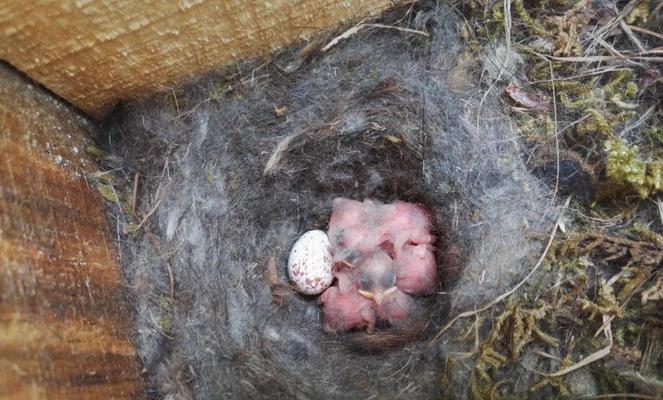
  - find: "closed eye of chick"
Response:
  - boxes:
[356,250,412,325]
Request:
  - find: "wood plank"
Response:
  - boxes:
[0,0,404,118]
[0,65,145,399]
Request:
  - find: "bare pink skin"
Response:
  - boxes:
[321,198,438,332]
[376,289,411,325]
[355,251,412,325]
[327,198,437,294]
[319,269,376,333]
[396,243,437,295]
[319,254,412,333]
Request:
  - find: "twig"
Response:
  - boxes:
[619,20,646,53]
[586,0,639,55]
[132,158,174,300]
[587,31,626,59]
[528,253,650,378]
[321,22,428,53]
[627,24,663,41]
[528,50,663,63]
[619,105,656,137]
[503,0,512,55]
[535,350,562,361]
[172,89,180,116]
[364,23,429,37]
[532,342,612,377]
[593,268,659,338]
[549,61,560,207]
[430,197,571,344]
[131,172,140,216]
[579,394,657,400]
[128,198,162,234]
[529,313,613,378]
[264,131,304,175]
[145,229,175,300]
[529,66,631,84]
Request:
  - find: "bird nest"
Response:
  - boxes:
[100,2,555,398]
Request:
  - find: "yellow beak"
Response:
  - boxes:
[358,286,398,306]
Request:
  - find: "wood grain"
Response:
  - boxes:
[0,65,145,399]
[0,0,404,118]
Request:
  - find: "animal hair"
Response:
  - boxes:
[104,2,555,399]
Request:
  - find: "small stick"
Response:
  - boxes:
[364,23,429,37]
[322,21,428,53]
[593,268,659,338]
[475,0,512,128]
[579,394,657,400]
[529,341,612,377]
[145,229,175,300]
[619,20,646,53]
[172,89,180,116]
[548,61,560,207]
[129,198,162,234]
[263,131,304,175]
[529,66,630,84]
[528,52,663,63]
[131,172,140,216]
[627,24,663,41]
[528,313,613,378]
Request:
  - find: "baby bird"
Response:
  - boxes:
[318,264,376,333]
[355,251,411,325]
[319,251,410,333]
[328,198,437,295]
[320,198,437,333]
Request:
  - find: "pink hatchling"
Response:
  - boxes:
[320,198,437,333]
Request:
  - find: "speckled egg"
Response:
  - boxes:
[288,230,334,295]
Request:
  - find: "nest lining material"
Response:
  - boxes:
[105,3,556,399]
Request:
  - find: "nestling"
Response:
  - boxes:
[319,198,438,333]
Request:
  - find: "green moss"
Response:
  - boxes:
[537,78,597,95]
[157,297,175,334]
[560,257,592,273]
[558,92,593,109]
[623,81,638,99]
[603,70,632,97]
[577,109,614,135]
[625,1,650,25]
[97,183,123,204]
[632,222,663,246]
[594,366,629,394]
[605,138,663,197]
[513,0,547,36]
[644,127,663,145]
[85,145,107,161]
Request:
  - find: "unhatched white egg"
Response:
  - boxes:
[288,230,334,295]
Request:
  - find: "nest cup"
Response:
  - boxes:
[267,114,461,340]
[106,3,554,399]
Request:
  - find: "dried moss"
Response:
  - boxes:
[529,338,575,397]
[456,0,662,397]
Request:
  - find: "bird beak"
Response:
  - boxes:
[358,289,375,302]
[358,287,398,306]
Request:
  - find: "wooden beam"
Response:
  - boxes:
[0,65,145,399]
[0,0,404,118]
